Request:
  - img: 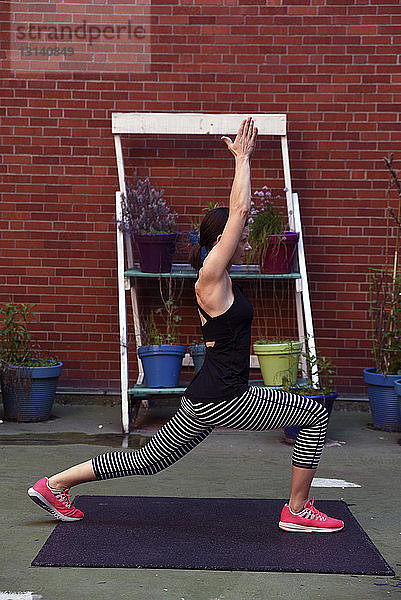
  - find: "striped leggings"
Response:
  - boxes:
[92,386,329,481]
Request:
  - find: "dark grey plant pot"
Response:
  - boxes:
[1,362,63,422]
[188,344,206,373]
[363,367,401,431]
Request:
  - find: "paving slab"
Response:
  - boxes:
[0,403,400,600]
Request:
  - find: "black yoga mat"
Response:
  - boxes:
[31,496,394,574]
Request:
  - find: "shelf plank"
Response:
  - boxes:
[127,380,299,396]
[112,112,286,136]
[125,263,301,280]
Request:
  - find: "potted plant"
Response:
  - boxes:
[248,186,299,274]
[137,275,186,387]
[0,303,62,422]
[253,338,302,387]
[363,155,401,432]
[188,201,220,247]
[119,176,178,273]
[282,341,337,443]
[188,218,201,247]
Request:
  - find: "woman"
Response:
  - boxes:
[28,117,344,533]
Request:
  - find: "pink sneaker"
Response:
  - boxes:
[279,497,344,533]
[27,477,84,522]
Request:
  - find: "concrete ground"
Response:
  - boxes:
[0,400,400,600]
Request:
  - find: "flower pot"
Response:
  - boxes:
[261,231,299,274]
[363,368,401,431]
[284,392,337,442]
[134,232,178,273]
[253,340,302,387]
[188,344,206,373]
[1,362,63,422]
[138,344,186,387]
[188,231,200,246]
[394,379,401,423]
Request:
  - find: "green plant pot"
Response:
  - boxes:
[253,341,302,387]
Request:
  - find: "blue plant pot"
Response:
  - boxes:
[188,344,206,373]
[138,345,186,388]
[363,367,401,431]
[284,392,337,441]
[188,231,200,245]
[1,362,63,422]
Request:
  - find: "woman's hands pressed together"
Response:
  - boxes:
[221,116,258,159]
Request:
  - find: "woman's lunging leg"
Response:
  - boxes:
[28,402,213,521]
[287,395,328,512]
[46,404,213,489]
[189,386,329,512]
[288,466,316,513]
[92,405,213,481]
[192,386,328,468]
[48,460,96,490]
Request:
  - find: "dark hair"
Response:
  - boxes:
[189,207,229,270]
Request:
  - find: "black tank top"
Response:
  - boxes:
[184,280,254,403]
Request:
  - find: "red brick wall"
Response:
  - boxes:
[1,1,400,395]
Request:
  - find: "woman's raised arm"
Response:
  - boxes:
[200,117,257,282]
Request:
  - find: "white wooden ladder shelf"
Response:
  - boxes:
[112,112,318,434]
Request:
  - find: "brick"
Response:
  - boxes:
[0,4,397,395]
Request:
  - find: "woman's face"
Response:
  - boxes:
[230,226,252,264]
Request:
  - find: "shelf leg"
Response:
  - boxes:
[116,190,130,434]
[292,192,319,387]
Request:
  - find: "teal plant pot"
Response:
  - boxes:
[363,368,401,431]
[1,362,63,422]
[188,344,206,373]
[138,345,186,387]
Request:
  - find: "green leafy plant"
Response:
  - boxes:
[141,275,184,346]
[189,201,220,234]
[190,339,205,347]
[0,303,58,395]
[119,176,177,235]
[0,303,57,368]
[369,268,401,375]
[248,187,289,265]
[368,155,401,375]
[189,217,201,234]
[282,338,336,396]
[144,307,181,345]
[255,337,296,344]
[202,201,220,213]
